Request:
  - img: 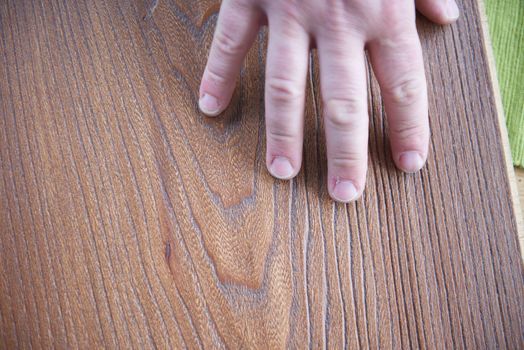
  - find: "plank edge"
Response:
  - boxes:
[476,0,524,260]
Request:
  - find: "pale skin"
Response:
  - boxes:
[199,0,460,203]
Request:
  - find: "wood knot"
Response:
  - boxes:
[165,241,171,261]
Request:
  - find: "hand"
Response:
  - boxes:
[199,0,459,202]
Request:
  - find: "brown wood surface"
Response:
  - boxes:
[1,0,523,348]
[515,168,524,246]
[517,168,524,229]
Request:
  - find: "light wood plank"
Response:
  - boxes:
[0,0,522,348]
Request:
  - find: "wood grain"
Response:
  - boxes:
[516,168,524,224]
[0,0,523,348]
[478,0,524,257]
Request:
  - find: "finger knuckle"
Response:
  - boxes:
[382,2,415,27]
[267,76,303,103]
[214,28,245,57]
[267,127,299,147]
[273,2,305,33]
[321,15,347,35]
[317,1,350,34]
[387,77,425,107]
[390,120,428,142]
[331,155,365,173]
[324,98,366,129]
[205,65,230,85]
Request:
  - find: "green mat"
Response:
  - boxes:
[485,0,524,167]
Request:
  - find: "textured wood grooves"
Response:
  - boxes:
[516,168,524,249]
[477,0,524,254]
[517,169,524,216]
[0,0,523,349]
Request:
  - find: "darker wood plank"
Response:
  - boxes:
[0,0,522,348]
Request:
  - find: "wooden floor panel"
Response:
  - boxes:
[0,0,522,348]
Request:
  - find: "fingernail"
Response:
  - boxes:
[270,156,294,180]
[446,1,459,20]
[332,179,358,203]
[199,93,221,116]
[398,151,425,173]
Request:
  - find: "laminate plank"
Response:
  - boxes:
[516,168,524,232]
[0,0,522,348]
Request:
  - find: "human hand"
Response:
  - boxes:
[199,0,459,202]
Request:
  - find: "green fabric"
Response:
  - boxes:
[485,0,524,167]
